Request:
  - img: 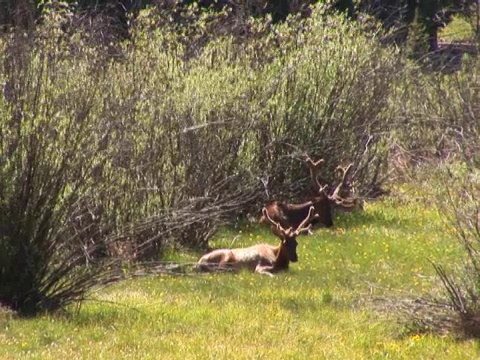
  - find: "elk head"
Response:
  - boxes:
[329,163,358,206]
[304,157,361,210]
[261,205,316,263]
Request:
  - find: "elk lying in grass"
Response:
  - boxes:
[259,157,364,232]
[259,157,334,231]
[259,194,333,232]
[196,207,316,276]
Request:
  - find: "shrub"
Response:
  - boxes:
[0,24,118,315]
[429,163,480,338]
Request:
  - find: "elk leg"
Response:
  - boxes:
[218,251,238,272]
[254,264,275,277]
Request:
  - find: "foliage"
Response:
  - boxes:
[428,162,480,338]
[387,49,480,339]
[362,0,475,56]
[381,160,480,338]
[406,5,431,60]
[390,48,480,167]
[0,20,117,315]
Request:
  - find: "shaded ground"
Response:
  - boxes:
[433,42,478,72]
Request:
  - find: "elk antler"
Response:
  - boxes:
[293,206,318,236]
[304,156,325,170]
[330,163,354,199]
[303,157,328,194]
[335,163,354,180]
[328,163,363,210]
[262,207,289,234]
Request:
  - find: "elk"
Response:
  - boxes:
[196,206,316,276]
[259,194,333,231]
[258,157,334,231]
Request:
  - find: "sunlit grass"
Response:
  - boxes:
[1,195,478,359]
[439,15,475,43]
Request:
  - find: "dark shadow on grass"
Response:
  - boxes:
[333,208,420,231]
[279,293,350,314]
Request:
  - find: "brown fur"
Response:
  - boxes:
[196,241,293,276]
[259,195,333,230]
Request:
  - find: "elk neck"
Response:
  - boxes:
[271,241,291,271]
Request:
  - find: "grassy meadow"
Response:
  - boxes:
[1,186,478,360]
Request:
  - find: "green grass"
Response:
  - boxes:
[439,15,475,43]
[1,193,479,359]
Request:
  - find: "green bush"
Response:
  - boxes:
[0,23,117,315]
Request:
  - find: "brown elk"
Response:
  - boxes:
[258,194,333,231]
[196,206,316,276]
[258,157,334,231]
